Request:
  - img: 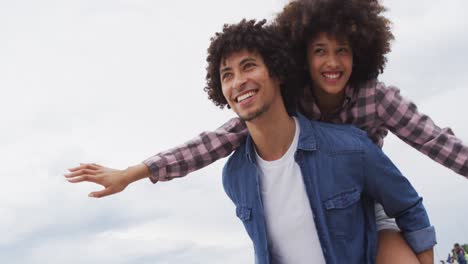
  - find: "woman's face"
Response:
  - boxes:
[306,33,353,97]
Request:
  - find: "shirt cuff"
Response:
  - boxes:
[142,156,167,184]
[403,226,437,253]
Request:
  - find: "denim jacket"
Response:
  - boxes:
[222,114,436,264]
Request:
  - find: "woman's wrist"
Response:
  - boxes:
[125,163,151,184]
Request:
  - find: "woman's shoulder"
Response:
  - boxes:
[354,79,404,103]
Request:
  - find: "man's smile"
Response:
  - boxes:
[235,89,259,105]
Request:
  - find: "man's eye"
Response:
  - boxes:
[244,63,255,70]
[222,73,232,81]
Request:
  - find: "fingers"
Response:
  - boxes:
[84,163,102,170]
[89,187,117,198]
[64,168,99,179]
[65,163,123,198]
[67,166,81,172]
[67,163,101,172]
[66,174,101,184]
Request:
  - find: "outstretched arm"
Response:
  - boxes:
[376,83,468,177]
[65,117,248,198]
[143,117,248,183]
[65,163,149,198]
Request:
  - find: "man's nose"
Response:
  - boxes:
[233,73,247,91]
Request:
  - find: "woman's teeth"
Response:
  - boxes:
[323,73,340,79]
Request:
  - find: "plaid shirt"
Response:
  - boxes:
[144,80,468,182]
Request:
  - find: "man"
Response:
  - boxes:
[205,19,435,264]
[454,243,467,264]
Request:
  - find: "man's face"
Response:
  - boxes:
[219,49,281,122]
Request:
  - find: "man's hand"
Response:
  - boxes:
[64,163,150,198]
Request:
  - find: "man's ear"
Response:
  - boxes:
[275,76,283,90]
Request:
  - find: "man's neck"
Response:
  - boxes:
[246,109,296,161]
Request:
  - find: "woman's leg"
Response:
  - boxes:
[375,203,419,264]
[376,229,419,264]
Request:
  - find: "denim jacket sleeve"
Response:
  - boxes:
[361,139,437,253]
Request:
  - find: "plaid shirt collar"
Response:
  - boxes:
[305,83,355,118]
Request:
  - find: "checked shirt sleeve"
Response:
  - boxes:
[375,83,468,177]
[143,117,248,183]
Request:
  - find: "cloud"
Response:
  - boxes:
[382,0,468,100]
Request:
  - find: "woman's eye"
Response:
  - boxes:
[314,49,325,55]
[338,47,350,54]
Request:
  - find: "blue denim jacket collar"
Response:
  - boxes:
[244,113,317,164]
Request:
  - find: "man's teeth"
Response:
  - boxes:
[237,91,256,102]
[323,73,340,79]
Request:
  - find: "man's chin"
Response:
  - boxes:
[237,105,269,122]
[239,113,261,122]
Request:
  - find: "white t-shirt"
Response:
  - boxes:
[255,117,326,264]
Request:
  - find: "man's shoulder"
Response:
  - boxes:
[222,142,253,201]
[312,120,365,135]
[223,142,250,184]
[308,120,374,152]
[224,142,249,170]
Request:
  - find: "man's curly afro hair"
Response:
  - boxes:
[204,19,302,113]
[274,0,394,88]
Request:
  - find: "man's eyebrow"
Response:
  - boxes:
[239,57,256,65]
[220,66,231,74]
[220,57,256,73]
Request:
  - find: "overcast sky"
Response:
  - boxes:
[1,0,467,263]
